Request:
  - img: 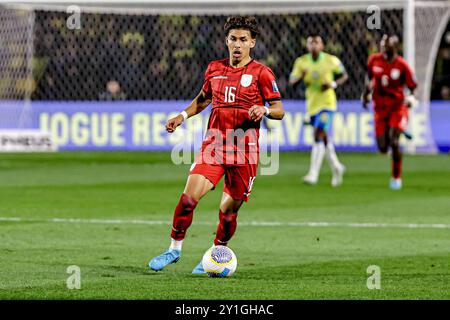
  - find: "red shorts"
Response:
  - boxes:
[189,156,257,202]
[374,105,409,137]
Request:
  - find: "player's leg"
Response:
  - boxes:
[320,111,345,187]
[376,133,389,154]
[389,127,403,190]
[192,164,254,274]
[149,161,224,271]
[170,174,214,242]
[214,192,243,246]
[375,109,401,188]
[215,164,254,245]
[149,174,214,271]
[388,107,408,190]
[303,112,325,185]
[374,110,390,154]
[192,192,244,274]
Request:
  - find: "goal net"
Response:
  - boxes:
[0,4,34,128]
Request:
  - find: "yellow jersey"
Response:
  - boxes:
[290,52,345,116]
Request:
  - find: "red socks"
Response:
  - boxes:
[171,193,198,240]
[171,195,238,245]
[214,210,238,246]
[392,158,402,179]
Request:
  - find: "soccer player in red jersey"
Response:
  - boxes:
[362,34,418,190]
[149,16,284,273]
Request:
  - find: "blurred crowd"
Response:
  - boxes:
[431,30,450,100]
[30,11,449,101]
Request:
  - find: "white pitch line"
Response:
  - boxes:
[0,217,449,229]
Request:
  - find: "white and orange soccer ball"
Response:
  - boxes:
[201,245,237,278]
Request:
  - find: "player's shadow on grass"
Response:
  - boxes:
[47,261,157,276]
[95,264,166,277]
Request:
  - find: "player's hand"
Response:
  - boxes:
[165,114,184,133]
[303,114,312,126]
[362,99,369,110]
[404,94,418,109]
[249,105,267,122]
[321,82,332,91]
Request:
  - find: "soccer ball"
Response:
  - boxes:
[202,245,237,278]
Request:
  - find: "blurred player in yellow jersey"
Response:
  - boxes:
[289,34,348,186]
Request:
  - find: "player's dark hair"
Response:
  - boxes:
[224,16,259,39]
[308,33,324,43]
[383,33,398,38]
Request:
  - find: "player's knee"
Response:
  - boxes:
[314,135,325,143]
[377,140,388,153]
[378,145,388,154]
[222,204,239,214]
[376,137,388,153]
[221,212,238,223]
[314,128,325,142]
[390,139,400,150]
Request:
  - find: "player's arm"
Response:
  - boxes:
[251,66,284,121]
[404,88,418,109]
[361,74,373,109]
[289,71,306,87]
[288,58,306,87]
[249,100,284,122]
[362,55,375,109]
[321,71,348,91]
[322,57,348,91]
[403,61,419,109]
[165,90,212,133]
[335,71,349,86]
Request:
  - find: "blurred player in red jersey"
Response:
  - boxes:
[362,34,418,190]
[149,16,284,273]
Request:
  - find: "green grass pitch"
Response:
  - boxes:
[0,151,449,299]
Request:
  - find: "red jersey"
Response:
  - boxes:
[200,58,281,165]
[367,53,417,110]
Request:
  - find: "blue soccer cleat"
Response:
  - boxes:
[402,130,413,140]
[390,178,402,190]
[192,260,206,274]
[149,249,181,271]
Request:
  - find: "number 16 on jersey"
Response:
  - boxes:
[224,86,236,103]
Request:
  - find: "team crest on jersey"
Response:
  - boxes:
[240,74,253,87]
[390,68,400,80]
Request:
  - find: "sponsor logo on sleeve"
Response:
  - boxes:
[271,80,279,93]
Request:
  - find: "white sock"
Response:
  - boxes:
[170,238,183,251]
[307,142,325,178]
[325,143,342,171]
